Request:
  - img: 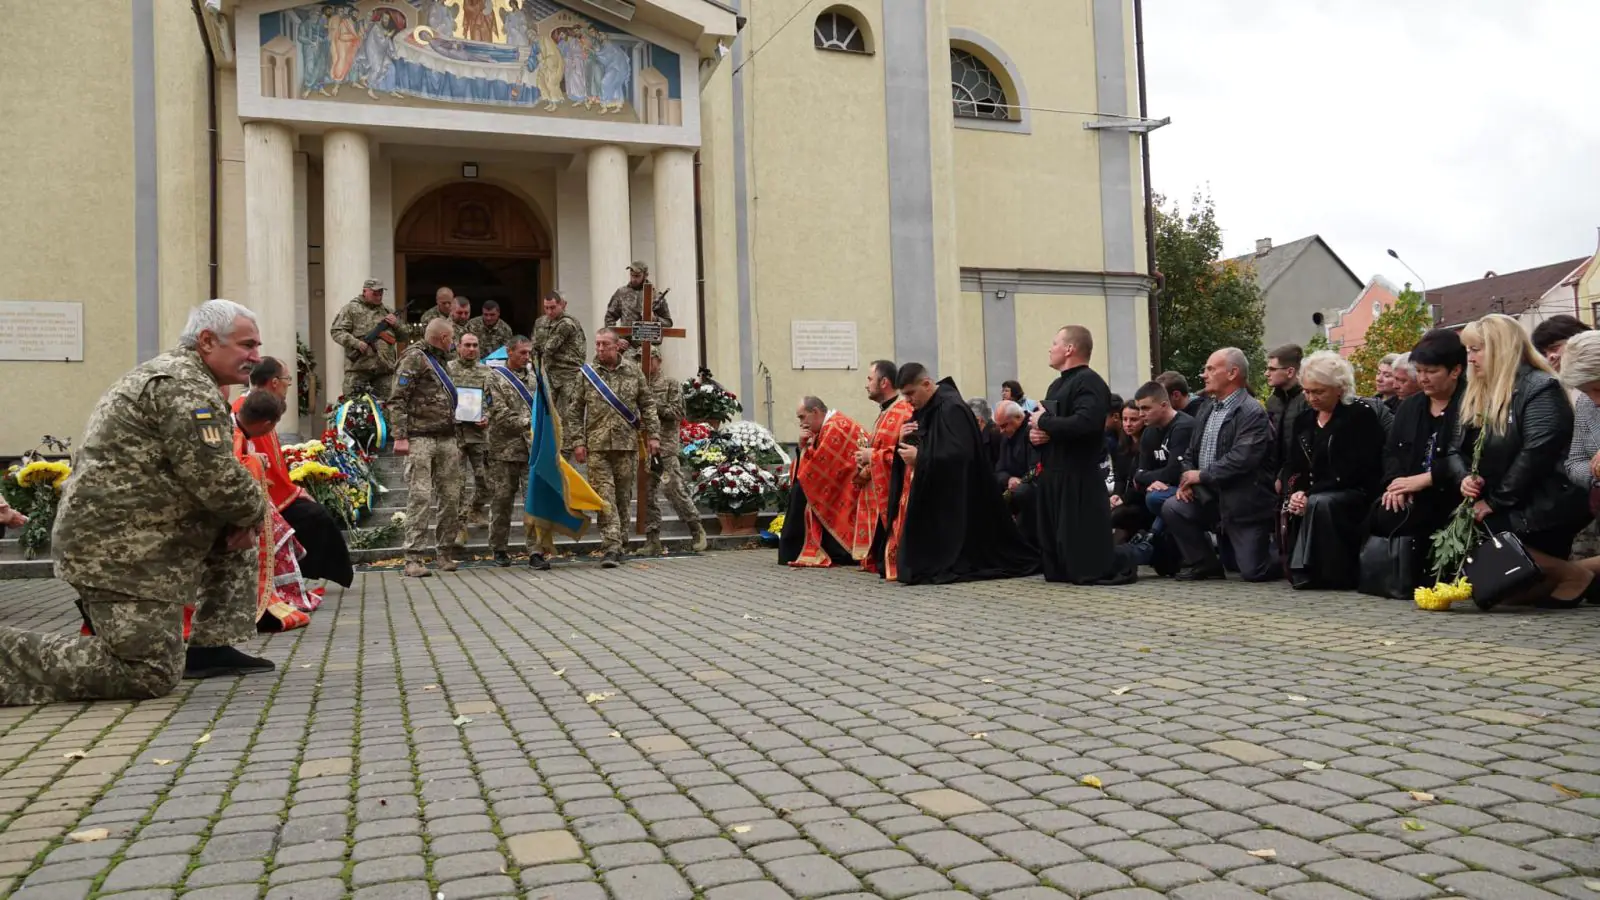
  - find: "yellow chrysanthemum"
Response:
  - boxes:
[15,460,71,489]
[767,514,785,533]
[288,461,343,484]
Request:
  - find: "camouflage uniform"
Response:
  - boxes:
[452,319,471,349]
[484,366,534,554]
[330,296,400,399]
[534,312,587,427]
[448,357,491,525]
[391,343,465,564]
[645,370,701,546]
[605,285,673,327]
[466,316,514,356]
[0,349,267,706]
[568,358,660,555]
[419,307,452,329]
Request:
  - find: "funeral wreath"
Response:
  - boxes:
[694,460,782,516]
[682,376,742,423]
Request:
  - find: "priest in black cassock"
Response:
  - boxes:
[1030,325,1137,585]
[885,364,1039,585]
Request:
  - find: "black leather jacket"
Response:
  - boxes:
[1436,365,1582,529]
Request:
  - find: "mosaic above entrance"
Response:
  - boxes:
[258,0,683,124]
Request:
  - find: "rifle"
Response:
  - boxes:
[345,319,394,362]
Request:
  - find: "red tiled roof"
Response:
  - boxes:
[1432,257,1589,326]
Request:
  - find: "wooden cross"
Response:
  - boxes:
[611,280,687,534]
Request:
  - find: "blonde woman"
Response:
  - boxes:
[1280,351,1385,589]
[1443,314,1592,608]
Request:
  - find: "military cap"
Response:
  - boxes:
[363,278,386,291]
[627,261,649,275]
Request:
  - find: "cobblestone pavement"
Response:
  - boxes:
[3,553,1600,900]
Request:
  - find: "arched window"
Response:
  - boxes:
[950,48,1009,120]
[814,10,867,53]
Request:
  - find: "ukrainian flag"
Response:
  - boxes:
[525,369,603,537]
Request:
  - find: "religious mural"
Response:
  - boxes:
[258,0,684,124]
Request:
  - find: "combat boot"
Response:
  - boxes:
[528,552,551,571]
[439,557,460,572]
[493,551,511,568]
[690,522,708,552]
[601,551,623,568]
[404,561,431,578]
[642,533,665,557]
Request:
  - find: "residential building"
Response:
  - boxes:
[0,0,1156,455]
[1228,235,1362,351]
[1326,275,1402,359]
[1431,257,1590,331]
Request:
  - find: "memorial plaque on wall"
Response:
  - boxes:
[0,301,84,361]
[790,320,858,370]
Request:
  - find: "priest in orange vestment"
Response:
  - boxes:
[853,361,913,574]
[778,397,869,567]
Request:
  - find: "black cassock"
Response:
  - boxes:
[776,457,854,566]
[887,378,1039,584]
[1034,365,1116,583]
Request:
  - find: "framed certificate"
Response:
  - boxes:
[454,387,484,422]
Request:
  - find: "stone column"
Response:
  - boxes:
[322,129,373,406]
[244,120,299,435]
[652,148,698,378]
[586,145,631,336]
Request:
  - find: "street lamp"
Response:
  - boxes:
[1386,248,1430,320]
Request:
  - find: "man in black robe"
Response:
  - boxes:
[885,364,1039,584]
[1030,326,1136,585]
[993,400,1041,520]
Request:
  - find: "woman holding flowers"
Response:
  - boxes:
[1439,314,1593,608]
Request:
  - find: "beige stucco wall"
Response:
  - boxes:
[1579,249,1600,325]
[946,2,1104,271]
[1014,293,1111,392]
[0,5,135,457]
[698,59,741,391]
[154,0,212,346]
[742,0,896,439]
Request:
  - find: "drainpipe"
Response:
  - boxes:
[693,151,709,372]
[191,0,220,299]
[1134,0,1160,375]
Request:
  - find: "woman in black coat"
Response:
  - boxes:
[1372,328,1467,539]
[1441,314,1593,607]
[1282,351,1385,590]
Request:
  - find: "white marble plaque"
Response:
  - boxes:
[0,301,83,361]
[790,320,858,370]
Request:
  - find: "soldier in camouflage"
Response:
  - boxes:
[534,291,587,430]
[0,300,274,706]
[568,328,661,567]
[391,318,466,578]
[605,261,673,328]
[329,278,400,399]
[418,285,456,328]
[642,354,708,556]
[450,296,473,347]
[484,336,536,568]
[448,332,491,534]
[465,299,514,356]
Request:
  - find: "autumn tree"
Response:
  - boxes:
[1155,192,1267,389]
[1350,285,1431,395]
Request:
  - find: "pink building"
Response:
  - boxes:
[1326,276,1402,359]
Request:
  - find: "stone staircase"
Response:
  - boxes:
[0,451,779,579]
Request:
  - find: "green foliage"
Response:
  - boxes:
[1155,191,1267,391]
[1350,285,1432,396]
[1305,332,1335,353]
[1429,420,1489,579]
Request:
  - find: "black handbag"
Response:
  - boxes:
[1358,534,1423,600]
[1461,529,1540,610]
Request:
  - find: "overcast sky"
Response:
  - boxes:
[1142,0,1600,292]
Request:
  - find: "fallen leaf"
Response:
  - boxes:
[301,664,311,669]
[970,732,989,739]
[1286,695,1309,703]
[68,828,109,843]
[552,668,566,678]
[1111,686,1133,696]
[63,750,87,760]
[585,691,617,704]
[1402,819,1426,831]
[1137,647,1152,653]
[1409,791,1435,802]
[152,759,174,767]
[194,733,211,746]
[980,678,995,684]
[731,825,752,834]
[608,731,621,738]
[1380,640,1397,647]
[1552,782,1583,798]
[1302,761,1326,770]
[423,685,439,692]
[1583,880,1600,891]
[1080,775,1103,789]
[1247,848,1277,859]
[452,715,473,726]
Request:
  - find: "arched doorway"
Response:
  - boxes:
[395,182,552,337]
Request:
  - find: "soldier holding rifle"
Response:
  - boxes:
[329,278,399,398]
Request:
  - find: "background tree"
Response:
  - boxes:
[1349,285,1431,395]
[1155,192,1267,392]
[1305,332,1335,353]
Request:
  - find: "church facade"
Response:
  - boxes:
[0,0,1152,454]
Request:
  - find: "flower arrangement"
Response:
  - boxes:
[680,421,714,446]
[284,430,382,528]
[347,512,406,550]
[0,436,73,560]
[682,376,742,423]
[328,394,390,454]
[694,460,782,515]
[1414,577,1471,611]
[1004,461,1045,502]
[719,421,787,466]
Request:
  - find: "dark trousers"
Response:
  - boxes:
[1161,495,1280,581]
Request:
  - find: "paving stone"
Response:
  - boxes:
[507,830,583,866]
[1429,835,1572,879]
[907,789,990,818]
[602,863,693,900]
[100,855,190,892]
[949,860,1037,893]
[1434,871,1566,900]
[1303,858,1438,900]
[1040,860,1135,894]
[764,854,862,897]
